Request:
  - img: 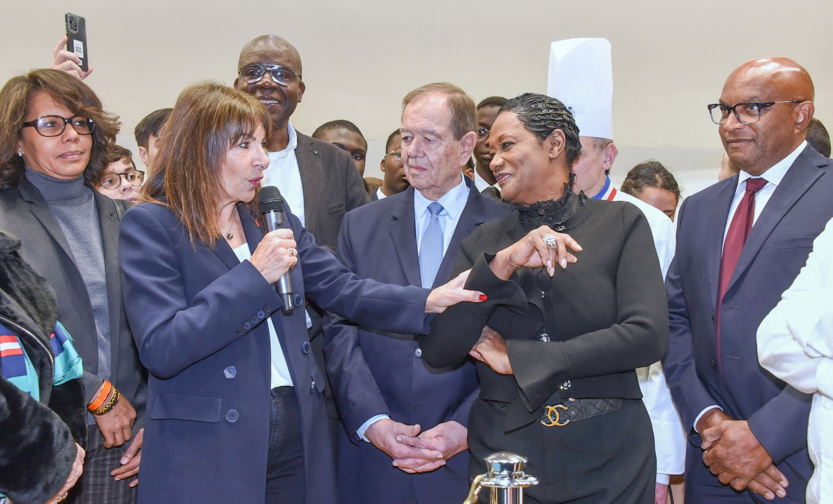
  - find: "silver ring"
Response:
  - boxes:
[288,248,296,257]
[543,233,557,248]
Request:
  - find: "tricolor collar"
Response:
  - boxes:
[590,176,617,201]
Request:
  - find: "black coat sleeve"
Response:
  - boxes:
[0,377,76,504]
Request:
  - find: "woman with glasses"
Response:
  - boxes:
[95,145,144,202]
[0,69,146,502]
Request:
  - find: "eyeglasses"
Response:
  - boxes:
[387,150,402,162]
[238,64,299,86]
[707,100,804,125]
[21,115,96,137]
[100,169,144,190]
[477,127,490,138]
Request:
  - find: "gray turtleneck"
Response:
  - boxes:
[24,167,112,386]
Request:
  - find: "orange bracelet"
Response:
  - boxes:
[88,380,112,412]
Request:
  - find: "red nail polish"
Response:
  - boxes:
[479,294,488,301]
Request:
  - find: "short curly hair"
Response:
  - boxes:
[0,69,120,189]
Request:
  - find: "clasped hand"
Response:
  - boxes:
[366,419,467,474]
[699,410,788,500]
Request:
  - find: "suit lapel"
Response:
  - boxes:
[209,205,251,272]
[706,178,738,309]
[94,191,124,375]
[295,133,324,230]
[727,150,823,295]
[241,205,265,255]
[433,183,484,287]
[389,188,422,287]
[18,179,79,270]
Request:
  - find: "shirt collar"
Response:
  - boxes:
[413,174,470,221]
[472,170,497,193]
[269,122,298,160]
[738,140,806,187]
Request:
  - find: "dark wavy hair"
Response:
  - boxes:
[0,69,119,189]
[143,81,272,249]
[621,160,681,204]
[500,93,582,167]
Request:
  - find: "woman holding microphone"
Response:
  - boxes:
[119,82,478,504]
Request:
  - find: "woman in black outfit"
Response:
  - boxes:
[421,93,668,504]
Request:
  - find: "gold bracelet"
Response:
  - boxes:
[93,388,120,416]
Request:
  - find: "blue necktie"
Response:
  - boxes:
[419,202,444,288]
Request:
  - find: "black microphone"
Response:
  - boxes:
[258,186,294,315]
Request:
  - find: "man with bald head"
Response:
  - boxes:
[234,35,368,250]
[664,57,833,503]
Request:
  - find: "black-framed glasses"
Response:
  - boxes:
[477,126,490,138]
[238,64,299,86]
[387,150,402,162]
[100,169,144,190]
[707,100,804,125]
[21,115,96,137]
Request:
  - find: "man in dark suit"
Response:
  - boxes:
[234,35,369,443]
[324,83,508,504]
[664,57,833,503]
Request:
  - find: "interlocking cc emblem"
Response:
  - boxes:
[540,404,570,427]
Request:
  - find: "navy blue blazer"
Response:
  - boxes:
[119,201,430,504]
[664,145,833,502]
[323,181,509,504]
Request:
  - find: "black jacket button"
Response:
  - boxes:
[293,294,303,307]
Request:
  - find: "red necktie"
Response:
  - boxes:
[716,177,767,370]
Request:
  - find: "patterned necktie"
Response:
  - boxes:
[419,202,444,288]
[716,177,767,370]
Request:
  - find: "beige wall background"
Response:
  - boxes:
[3,0,830,199]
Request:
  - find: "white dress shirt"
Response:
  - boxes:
[758,216,833,504]
[473,170,499,195]
[263,122,305,227]
[722,141,806,247]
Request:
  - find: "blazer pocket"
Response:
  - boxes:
[327,203,345,215]
[772,237,815,250]
[150,392,222,422]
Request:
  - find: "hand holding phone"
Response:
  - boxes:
[52,36,92,80]
[62,13,90,77]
